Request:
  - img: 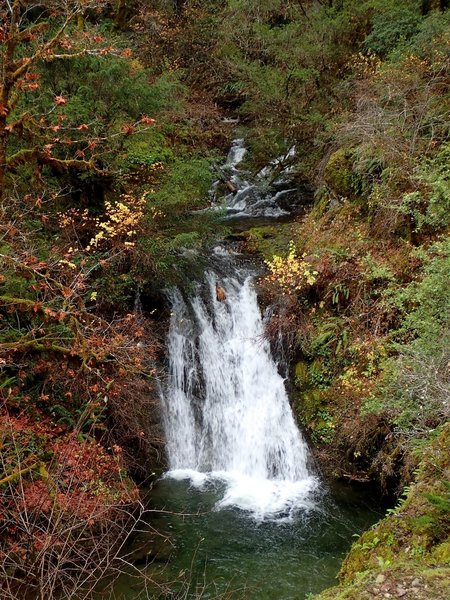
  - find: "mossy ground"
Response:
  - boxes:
[311,425,450,599]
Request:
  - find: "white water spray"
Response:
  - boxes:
[162,265,317,520]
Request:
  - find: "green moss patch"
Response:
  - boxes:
[312,424,450,599]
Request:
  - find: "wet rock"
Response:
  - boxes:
[216,284,226,302]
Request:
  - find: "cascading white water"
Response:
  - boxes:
[162,260,318,520]
[210,138,299,218]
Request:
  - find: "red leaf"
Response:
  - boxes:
[121,124,135,136]
[54,95,67,105]
[140,115,156,125]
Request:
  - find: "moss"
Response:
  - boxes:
[311,424,450,599]
[244,223,296,261]
[323,148,361,199]
[431,540,450,564]
[0,273,36,300]
[299,388,324,422]
[294,360,310,389]
[314,564,450,600]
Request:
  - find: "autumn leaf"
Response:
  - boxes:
[140,115,156,125]
[121,123,135,136]
[77,123,89,131]
[54,95,67,105]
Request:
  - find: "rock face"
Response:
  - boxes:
[108,375,166,482]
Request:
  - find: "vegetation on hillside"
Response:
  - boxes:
[1,0,449,598]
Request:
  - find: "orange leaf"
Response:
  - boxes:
[121,124,135,136]
[140,115,156,125]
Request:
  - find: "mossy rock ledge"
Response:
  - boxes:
[311,424,450,600]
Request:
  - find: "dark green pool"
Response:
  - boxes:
[109,476,385,600]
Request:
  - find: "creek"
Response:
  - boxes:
[110,140,385,599]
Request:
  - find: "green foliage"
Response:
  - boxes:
[361,254,396,284]
[404,9,450,56]
[397,239,450,348]
[310,319,346,360]
[150,156,214,212]
[364,239,450,431]
[122,130,174,168]
[5,18,186,198]
[401,142,450,232]
[133,154,226,284]
[363,5,422,56]
[425,482,450,514]
[212,0,367,169]
[93,269,135,312]
[37,43,183,126]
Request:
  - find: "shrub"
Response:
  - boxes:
[400,142,450,232]
[365,239,450,433]
[363,6,422,56]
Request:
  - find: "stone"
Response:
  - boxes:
[411,578,420,587]
[375,574,386,584]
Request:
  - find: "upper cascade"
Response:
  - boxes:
[210,138,310,218]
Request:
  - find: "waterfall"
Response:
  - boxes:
[161,258,318,521]
[210,138,305,218]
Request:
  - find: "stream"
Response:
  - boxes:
[109,140,385,599]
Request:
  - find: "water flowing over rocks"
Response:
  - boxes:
[161,253,318,521]
[210,138,313,219]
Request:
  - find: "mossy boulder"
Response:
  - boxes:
[324,148,361,198]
